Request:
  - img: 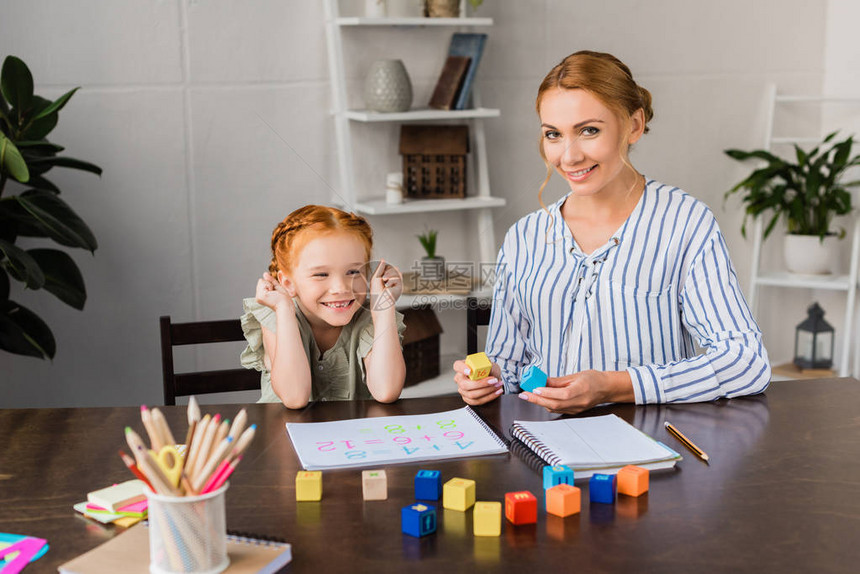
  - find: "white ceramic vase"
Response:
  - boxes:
[783,234,838,275]
[363,59,413,113]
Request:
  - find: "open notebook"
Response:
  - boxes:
[510,414,681,479]
[58,524,291,574]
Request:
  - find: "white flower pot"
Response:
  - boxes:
[783,234,838,275]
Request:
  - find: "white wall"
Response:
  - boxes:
[0,0,840,407]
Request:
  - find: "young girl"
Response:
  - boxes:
[454,51,771,414]
[241,205,406,408]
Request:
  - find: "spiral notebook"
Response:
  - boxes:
[286,406,508,470]
[58,524,291,574]
[510,414,681,479]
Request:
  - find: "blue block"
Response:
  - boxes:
[589,473,616,504]
[543,464,575,490]
[520,365,547,393]
[401,503,437,537]
[415,470,442,500]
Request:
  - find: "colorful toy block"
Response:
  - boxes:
[443,477,476,511]
[520,365,547,393]
[504,491,537,525]
[414,470,442,500]
[362,469,387,500]
[546,484,581,517]
[589,473,616,504]
[616,465,649,497]
[401,503,437,537]
[543,464,575,490]
[465,352,493,381]
[473,501,502,536]
[295,471,322,501]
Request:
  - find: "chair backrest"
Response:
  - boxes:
[466,297,492,355]
[159,315,261,405]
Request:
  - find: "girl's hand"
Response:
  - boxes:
[369,260,402,313]
[255,272,294,312]
[518,370,633,415]
[452,359,504,405]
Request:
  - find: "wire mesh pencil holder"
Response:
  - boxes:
[146,483,229,574]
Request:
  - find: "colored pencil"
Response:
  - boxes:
[118,449,154,491]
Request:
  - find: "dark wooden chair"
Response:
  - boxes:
[159,315,261,405]
[466,297,492,355]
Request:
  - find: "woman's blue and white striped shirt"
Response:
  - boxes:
[486,179,771,404]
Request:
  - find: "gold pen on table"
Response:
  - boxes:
[664,421,710,464]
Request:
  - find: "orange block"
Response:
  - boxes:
[545,484,580,517]
[616,465,649,497]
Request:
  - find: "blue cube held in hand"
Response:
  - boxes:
[401,503,437,537]
[415,470,442,500]
[589,473,617,504]
[520,365,548,393]
[543,464,575,490]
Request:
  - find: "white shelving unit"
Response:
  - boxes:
[323,0,505,275]
[747,84,860,376]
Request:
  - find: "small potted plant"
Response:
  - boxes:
[725,131,860,274]
[417,229,445,281]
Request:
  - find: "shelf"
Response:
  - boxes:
[354,196,505,215]
[343,107,500,122]
[398,289,493,310]
[775,95,860,103]
[753,271,852,291]
[337,17,493,27]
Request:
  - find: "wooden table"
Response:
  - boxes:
[2,378,859,573]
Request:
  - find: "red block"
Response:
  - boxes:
[505,490,537,525]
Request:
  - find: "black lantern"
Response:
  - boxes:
[794,302,834,370]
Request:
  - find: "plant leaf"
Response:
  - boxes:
[27,248,86,309]
[25,174,60,193]
[0,300,55,359]
[0,133,30,182]
[1,56,34,112]
[0,267,9,300]
[20,111,58,141]
[33,87,79,120]
[0,238,45,288]
[28,155,102,176]
[14,140,65,152]
[15,190,98,251]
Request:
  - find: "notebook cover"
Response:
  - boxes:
[428,55,471,110]
[58,525,292,574]
[447,33,488,110]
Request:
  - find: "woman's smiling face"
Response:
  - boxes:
[539,87,642,198]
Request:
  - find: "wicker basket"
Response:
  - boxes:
[399,125,469,199]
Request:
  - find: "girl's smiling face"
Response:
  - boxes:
[278,231,368,329]
[539,87,644,198]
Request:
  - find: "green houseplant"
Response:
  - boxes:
[0,55,101,359]
[725,131,860,274]
[417,229,445,281]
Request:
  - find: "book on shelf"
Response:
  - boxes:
[509,414,681,479]
[447,33,488,110]
[428,55,471,110]
[58,524,291,574]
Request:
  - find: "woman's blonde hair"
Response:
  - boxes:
[535,51,654,207]
[269,205,373,275]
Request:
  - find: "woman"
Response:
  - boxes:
[453,51,770,414]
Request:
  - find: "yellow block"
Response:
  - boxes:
[443,477,476,511]
[296,471,322,501]
[465,352,492,381]
[473,501,502,536]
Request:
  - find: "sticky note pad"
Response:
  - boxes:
[87,479,146,512]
